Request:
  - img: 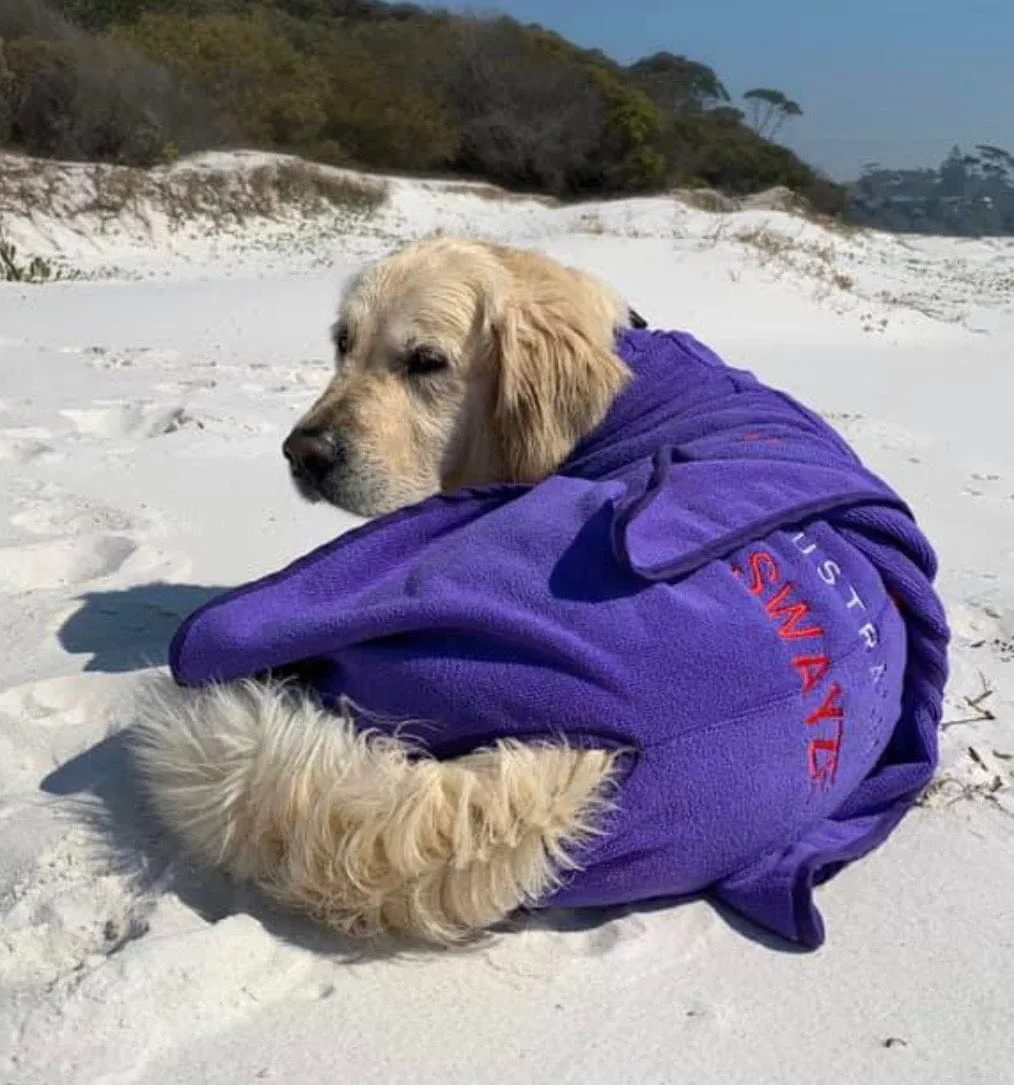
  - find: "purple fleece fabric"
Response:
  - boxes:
[169,329,949,948]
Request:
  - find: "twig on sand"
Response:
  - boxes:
[941,673,997,730]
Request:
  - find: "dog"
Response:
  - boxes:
[281,237,646,517]
[135,238,645,943]
[133,237,947,949]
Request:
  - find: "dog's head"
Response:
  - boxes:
[283,237,642,517]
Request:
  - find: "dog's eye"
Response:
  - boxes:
[334,324,350,355]
[405,346,449,377]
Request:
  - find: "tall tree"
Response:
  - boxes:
[626,52,729,114]
[743,87,802,139]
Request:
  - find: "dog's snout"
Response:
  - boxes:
[282,427,345,482]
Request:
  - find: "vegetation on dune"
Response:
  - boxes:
[0,0,843,214]
[4,1,1009,234]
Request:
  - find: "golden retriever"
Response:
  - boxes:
[133,238,646,944]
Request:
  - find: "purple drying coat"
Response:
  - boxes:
[169,329,949,948]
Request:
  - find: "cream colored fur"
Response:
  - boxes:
[134,239,636,944]
[291,237,632,515]
[132,676,620,944]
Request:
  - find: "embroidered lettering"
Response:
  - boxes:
[858,622,878,649]
[817,559,841,586]
[764,582,824,640]
[746,550,779,595]
[731,546,849,790]
[792,654,831,694]
[805,682,844,725]
[792,532,817,556]
[807,727,843,784]
[844,584,866,611]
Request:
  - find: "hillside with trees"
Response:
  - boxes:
[849,144,1014,236]
[0,0,846,214]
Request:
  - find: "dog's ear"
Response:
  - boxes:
[488,290,630,482]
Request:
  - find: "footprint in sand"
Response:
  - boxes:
[821,413,933,455]
[0,823,157,995]
[60,402,205,440]
[0,427,60,465]
[0,535,137,594]
[11,499,136,538]
[0,671,139,727]
[153,378,218,395]
[85,346,181,372]
[59,400,272,441]
[3,905,314,1085]
[963,472,1006,499]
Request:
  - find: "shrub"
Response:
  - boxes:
[0,0,229,164]
[312,23,459,172]
[445,18,607,195]
[584,67,665,192]
[113,12,328,149]
[659,108,846,212]
[0,232,62,282]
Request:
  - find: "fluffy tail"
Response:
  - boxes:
[130,676,619,944]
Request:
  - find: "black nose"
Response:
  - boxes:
[282,428,344,482]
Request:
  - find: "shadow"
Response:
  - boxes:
[58,583,228,674]
[709,899,813,954]
[548,503,641,603]
[503,895,697,935]
[39,727,247,926]
[508,894,808,954]
[39,722,412,965]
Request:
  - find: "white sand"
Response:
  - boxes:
[1,152,1012,1084]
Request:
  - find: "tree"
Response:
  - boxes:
[937,144,969,197]
[586,66,665,191]
[311,24,458,170]
[114,12,329,147]
[626,52,729,115]
[975,144,1014,186]
[446,18,608,194]
[743,87,802,139]
[1,0,228,163]
[848,143,1014,236]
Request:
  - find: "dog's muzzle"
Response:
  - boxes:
[282,427,347,502]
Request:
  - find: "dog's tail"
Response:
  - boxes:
[130,677,619,943]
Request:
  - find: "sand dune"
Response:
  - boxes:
[1,153,1011,1084]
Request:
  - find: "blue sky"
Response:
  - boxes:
[438,1,1013,179]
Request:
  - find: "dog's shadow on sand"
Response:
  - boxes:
[57,582,228,674]
[46,581,804,962]
[46,581,402,962]
[40,723,418,964]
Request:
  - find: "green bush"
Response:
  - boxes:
[659,109,842,211]
[113,12,328,148]
[0,232,62,282]
[0,0,230,164]
[445,18,608,195]
[312,23,459,172]
[585,68,666,192]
